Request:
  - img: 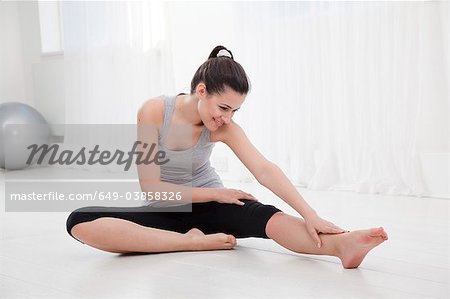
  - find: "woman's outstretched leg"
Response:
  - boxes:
[70,217,236,254]
[265,212,388,269]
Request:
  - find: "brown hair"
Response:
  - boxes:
[190,45,250,95]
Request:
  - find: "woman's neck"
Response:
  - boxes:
[177,94,203,126]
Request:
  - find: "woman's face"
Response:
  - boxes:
[197,84,246,131]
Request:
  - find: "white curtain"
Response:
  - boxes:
[60,0,175,174]
[59,1,448,197]
[226,1,447,197]
[62,0,174,124]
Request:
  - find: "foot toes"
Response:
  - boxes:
[369,227,384,237]
[227,235,237,246]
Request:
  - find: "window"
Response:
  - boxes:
[38,0,64,55]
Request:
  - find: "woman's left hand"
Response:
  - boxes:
[303,212,348,248]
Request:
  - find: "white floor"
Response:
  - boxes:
[0,168,449,298]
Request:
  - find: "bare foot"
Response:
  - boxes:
[185,228,237,251]
[335,227,388,269]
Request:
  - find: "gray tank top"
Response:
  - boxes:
[142,95,223,206]
[158,96,223,188]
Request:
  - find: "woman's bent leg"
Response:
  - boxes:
[265,212,388,269]
[66,206,236,254]
[71,218,236,253]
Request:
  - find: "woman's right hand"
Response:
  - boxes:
[212,188,257,206]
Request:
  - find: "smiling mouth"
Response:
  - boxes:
[213,117,223,127]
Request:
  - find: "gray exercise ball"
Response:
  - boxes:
[0,102,50,170]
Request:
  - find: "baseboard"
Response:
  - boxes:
[420,152,450,199]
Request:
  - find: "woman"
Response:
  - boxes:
[66,46,388,269]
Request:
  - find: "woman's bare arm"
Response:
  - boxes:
[217,121,317,218]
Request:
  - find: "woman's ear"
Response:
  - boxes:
[196,83,207,98]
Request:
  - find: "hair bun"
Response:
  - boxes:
[208,45,234,60]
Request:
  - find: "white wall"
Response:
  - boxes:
[166,1,237,94]
[16,1,65,125]
[0,1,65,125]
[439,1,449,111]
[0,1,27,104]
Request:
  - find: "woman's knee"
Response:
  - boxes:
[68,219,127,253]
[69,221,91,242]
[265,212,307,239]
[265,211,285,238]
[66,208,99,241]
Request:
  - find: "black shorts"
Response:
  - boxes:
[66,199,282,243]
